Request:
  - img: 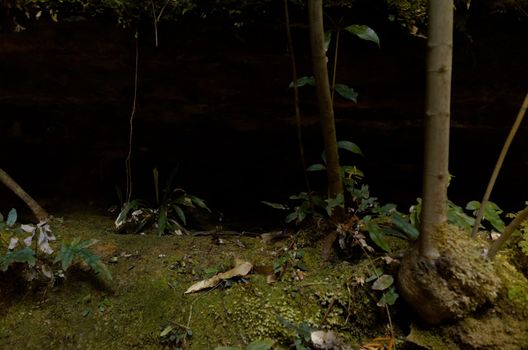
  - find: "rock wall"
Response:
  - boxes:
[0,9,527,219]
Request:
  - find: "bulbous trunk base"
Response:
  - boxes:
[397,225,501,325]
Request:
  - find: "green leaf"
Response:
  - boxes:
[289,76,315,89]
[172,205,186,226]
[189,195,211,212]
[0,247,36,271]
[261,201,289,210]
[447,201,475,230]
[55,243,75,271]
[324,31,332,50]
[466,200,480,211]
[285,212,298,223]
[290,192,310,201]
[214,347,241,350]
[465,201,505,231]
[364,221,391,252]
[341,165,364,180]
[0,212,4,222]
[344,24,380,47]
[337,140,363,155]
[334,84,358,103]
[6,208,17,227]
[325,193,345,216]
[246,339,275,350]
[377,287,399,307]
[391,212,419,240]
[374,203,397,216]
[366,267,383,282]
[306,164,326,171]
[409,198,422,229]
[372,274,394,291]
[158,207,168,236]
[78,249,112,280]
[55,239,112,280]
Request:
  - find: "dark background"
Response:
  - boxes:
[1,2,527,225]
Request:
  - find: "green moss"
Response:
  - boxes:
[0,213,394,349]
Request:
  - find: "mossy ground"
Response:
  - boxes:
[3,215,527,349]
[0,213,397,349]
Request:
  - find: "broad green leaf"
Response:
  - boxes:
[261,201,289,210]
[364,221,391,252]
[290,192,310,201]
[289,76,315,88]
[246,339,275,350]
[466,200,480,211]
[306,163,326,171]
[55,239,112,280]
[78,249,112,280]
[447,201,475,230]
[6,208,17,227]
[377,287,399,307]
[375,203,397,216]
[77,239,98,249]
[334,84,358,103]
[0,247,36,271]
[158,207,168,236]
[344,24,380,47]
[366,267,384,282]
[189,195,211,212]
[214,347,241,350]
[173,205,186,225]
[55,244,75,270]
[372,274,394,291]
[391,212,419,240]
[324,31,332,50]
[325,193,345,216]
[285,212,298,223]
[312,195,327,209]
[465,201,505,231]
[337,140,363,155]
[341,165,364,179]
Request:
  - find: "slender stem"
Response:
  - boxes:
[472,91,528,236]
[125,32,139,203]
[156,0,171,22]
[488,205,528,259]
[150,0,158,47]
[331,30,340,102]
[283,0,313,209]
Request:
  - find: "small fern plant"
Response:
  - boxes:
[55,238,112,280]
[0,208,111,281]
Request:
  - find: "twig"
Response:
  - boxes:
[331,28,341,102]
[472,91,528,236]
[283,0,313,209]
[150,0,158,47]
[125,32,139,203]
[488,205,528,259]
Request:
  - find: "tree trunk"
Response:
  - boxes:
[397,0,456,325]
[418,0,453,260]
[0,167,49,222]
[308,0,344,215]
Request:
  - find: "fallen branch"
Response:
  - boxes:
[0,167,48,222]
